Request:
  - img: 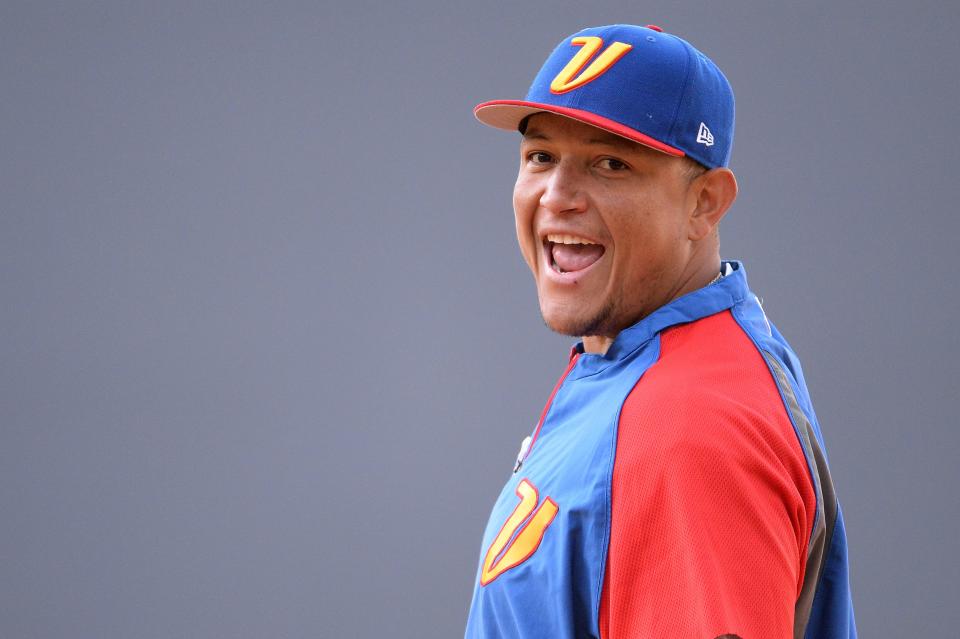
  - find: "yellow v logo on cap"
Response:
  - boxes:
[549,36,633,94]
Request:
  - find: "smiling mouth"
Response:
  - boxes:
[544,233,606,274]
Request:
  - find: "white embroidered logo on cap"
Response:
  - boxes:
[697,122,714,146]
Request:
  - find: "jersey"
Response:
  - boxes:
[464,260,856,638]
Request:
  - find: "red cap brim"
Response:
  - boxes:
[473,100,685,157]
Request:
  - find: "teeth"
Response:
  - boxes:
[545,233,596,245]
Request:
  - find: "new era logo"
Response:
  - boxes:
[697,122,714,146]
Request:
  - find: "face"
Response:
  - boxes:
[513,113,699,339]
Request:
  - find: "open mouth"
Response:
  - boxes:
[543,233,606,274]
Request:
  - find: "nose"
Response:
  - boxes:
[538,162,588,215]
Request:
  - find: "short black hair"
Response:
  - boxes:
[518,114,533,135]
[682,157,709,182]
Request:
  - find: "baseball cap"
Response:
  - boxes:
[474,24,734,169]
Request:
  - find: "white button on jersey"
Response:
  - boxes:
[513,435,533,473]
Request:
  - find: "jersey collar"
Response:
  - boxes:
[570,259,750,372]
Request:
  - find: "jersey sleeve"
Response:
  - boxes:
[598,317,818,639]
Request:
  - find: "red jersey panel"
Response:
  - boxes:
[599,309,817,638]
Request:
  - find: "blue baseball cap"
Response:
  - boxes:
[474,24,735,168]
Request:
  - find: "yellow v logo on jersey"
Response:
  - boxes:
[550,36,633,94]
[480,479,558,586]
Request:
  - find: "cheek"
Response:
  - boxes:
[513,181,539,269]
[610,203,678,267]
[512,175,536,220]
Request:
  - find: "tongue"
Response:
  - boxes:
[551,243,604,272]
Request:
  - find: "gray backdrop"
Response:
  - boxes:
[3,1,958,637]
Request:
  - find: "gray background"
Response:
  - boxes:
[2,1,958,637]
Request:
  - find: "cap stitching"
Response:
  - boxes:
[665,39,695,151]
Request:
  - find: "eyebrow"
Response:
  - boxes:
[521,130,550,141]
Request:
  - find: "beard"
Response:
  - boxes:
[540,296,618,339]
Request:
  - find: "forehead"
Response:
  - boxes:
[521,112,661,158]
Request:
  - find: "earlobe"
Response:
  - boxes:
[688,168,738,241]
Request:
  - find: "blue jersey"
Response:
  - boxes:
[465,261,856,638]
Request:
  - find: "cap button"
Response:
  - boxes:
[645,24,663,32]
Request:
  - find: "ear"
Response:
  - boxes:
[687,168,738,241]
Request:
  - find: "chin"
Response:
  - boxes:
[539,297,615,338]
[541,315,586,338]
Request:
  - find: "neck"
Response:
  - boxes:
[581,334,615,355]
[579,259,723,356]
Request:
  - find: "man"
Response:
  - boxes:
[465,24,856,639]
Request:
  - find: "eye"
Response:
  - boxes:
[597,157,630,171]
[526,151,554,165]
